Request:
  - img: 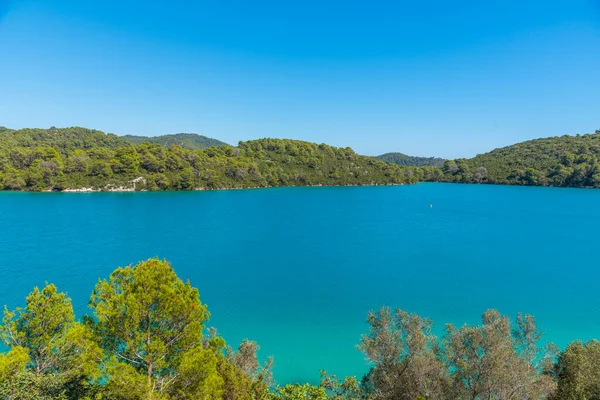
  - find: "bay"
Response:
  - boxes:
[1,183,599,384]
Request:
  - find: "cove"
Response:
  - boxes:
[1,183,599,384]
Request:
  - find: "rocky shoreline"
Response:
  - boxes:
[42,182,404,193]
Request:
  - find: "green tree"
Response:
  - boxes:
[228,339,273,386]
[0,373,71,400]
[113,147,141,175]
[88,258,217,399]
[0,126,432,191]
[443,310,556,399]
[178,168,196,190]
[553,340,600,399]
[0,284,102,397]
[3,166,25,190]
[358,307,448,399]
[65,149,91,173]
[171,345,224,399]
[270,383,328,400]
[319,371,363,400]
[0,346,29,382]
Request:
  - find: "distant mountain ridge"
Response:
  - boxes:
[122,133,228,150]
[376,152,446,167]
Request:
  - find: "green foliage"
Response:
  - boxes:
[0,372,71,400]
[228,339,273,386]
[1,284,101,378]
[172,346,223,399]
[6,126,600,190]
[358,307,558,399]
[0,258,598,399]
[0,259,274,399]
[441,130,600,187]
[319,371,363,400]
[0,346,29,381]
[217,355,270,400]
[270,383,328,400]
[0,284,103,398]
[2,284,74,372]
[376,152,446,167]
[206,334,273,400]
[88,258,211,398]
[0,126,129,152]
[0,127,434,191]
[122,133,228,150]
[357,307,448,399]
[101,360,151,399]
[443,310,556,399]
[553,340,600,399]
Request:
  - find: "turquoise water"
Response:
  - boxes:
[1,183,600,383]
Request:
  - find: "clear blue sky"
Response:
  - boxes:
[0,0,599,158]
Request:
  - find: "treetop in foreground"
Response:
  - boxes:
[0,257,597,398]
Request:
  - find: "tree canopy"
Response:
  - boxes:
[441,130,600,187]
[0,258,597,399]
[0,259,273,399]
[122,133,228,150]
[5,126,600,191]
[0,127,434,192]
[375,153,446,167]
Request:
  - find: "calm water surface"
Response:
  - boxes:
[1,183,599,383]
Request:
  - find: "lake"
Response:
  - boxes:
[1,183,599,384]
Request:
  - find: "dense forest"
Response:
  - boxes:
[4,126,600,191]
[122,133,228,150]
[375,152,446,167]
[0,127,439,192]
[0,258,598,399]
[441,130,600,187]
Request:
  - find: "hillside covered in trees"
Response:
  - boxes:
[0,126,438,192]
[442,130,600,187]
[122,133,228,150]
[0,257,598,399]
[375,152,446,167]
[5,126,600,191]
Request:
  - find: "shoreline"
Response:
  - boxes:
[23,182,406,194]
[1,181,596,193]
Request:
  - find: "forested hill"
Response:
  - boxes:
[7,125,600,191]
[442,130,600,187]
[122,133,228,150]
[376,152,446,167]
[0,127,438,191]
[0,126,129,150]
